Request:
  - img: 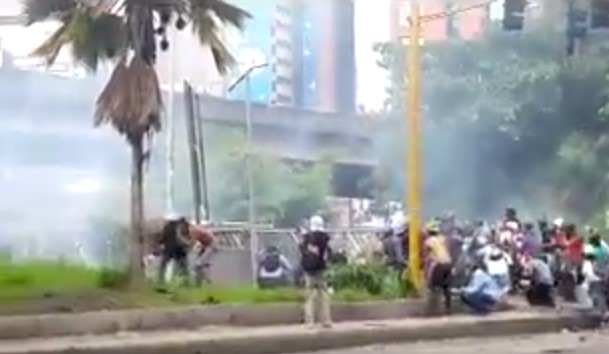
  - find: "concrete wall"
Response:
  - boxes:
[208,250,253,286]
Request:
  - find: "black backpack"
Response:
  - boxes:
[261,253,281,272]
[301,242,325,273]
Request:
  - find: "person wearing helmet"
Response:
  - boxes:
[300,215,332,328]
[424,220,453,315]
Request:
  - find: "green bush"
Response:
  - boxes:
[330,262,414,299]
[96,269,130,289]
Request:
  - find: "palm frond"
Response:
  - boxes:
[191,0,250,28]
[66,11,127,70]
[188,0,249,73]
[209,34,235,74]
[30,22,71,65]
[96,58,162,141]
[22,0,78,24]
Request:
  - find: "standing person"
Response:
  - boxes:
[555,223,583,301]
[300,215,332,328]
[158,214,190,284]
[574,245,604,314]
[523,222,542,258]
[503,207,521,231]
[424,221,453,315]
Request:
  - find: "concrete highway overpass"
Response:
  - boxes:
[0,67,379,163]
[1,67,381,198]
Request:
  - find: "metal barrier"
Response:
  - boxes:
[210,227,382,268]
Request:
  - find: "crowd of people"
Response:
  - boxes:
[150,207,609,329]
[384,207,609,319]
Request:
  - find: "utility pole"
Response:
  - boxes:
[405,0,424,294]
[165,27,176,216]
[184,81,203,223]
[403,0,510,294]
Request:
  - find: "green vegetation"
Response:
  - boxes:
[0,260,402,315]
[374,26,609,226]
[158,128,333,227]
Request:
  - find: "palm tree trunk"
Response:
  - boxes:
[129,134,145,285]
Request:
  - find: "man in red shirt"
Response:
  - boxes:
[553,223,583,301]
[556,224,583,264]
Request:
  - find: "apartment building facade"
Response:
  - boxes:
[227,0,357,113]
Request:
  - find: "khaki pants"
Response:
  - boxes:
[304,272,331,326]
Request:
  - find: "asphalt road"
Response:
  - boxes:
[292,331,609,354]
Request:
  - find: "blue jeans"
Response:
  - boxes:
[461,292,496,314]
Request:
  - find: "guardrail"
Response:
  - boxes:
[210,227,383,266]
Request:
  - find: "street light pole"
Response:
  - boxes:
[165,27,176,216]
[406,0,424,294]
[228,63,268,284]
[244,73,257,284]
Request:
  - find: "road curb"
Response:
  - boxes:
[0,312,593,354]
[0,300,514,340]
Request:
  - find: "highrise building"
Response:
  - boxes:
[228,0,356,113]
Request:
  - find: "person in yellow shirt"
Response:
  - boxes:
[424,220,453,315]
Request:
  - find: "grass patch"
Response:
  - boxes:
[0,260,400,315]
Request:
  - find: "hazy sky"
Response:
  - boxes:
[0,0,505,111]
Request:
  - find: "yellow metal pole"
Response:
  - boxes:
[406,0,424,294]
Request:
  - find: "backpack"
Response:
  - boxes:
[261,253,281,273]
[301,242,325,273]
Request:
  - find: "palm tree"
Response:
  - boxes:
[23,0,250,283]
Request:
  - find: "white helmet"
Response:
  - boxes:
[309,215,324,231]
[390,211,407,234]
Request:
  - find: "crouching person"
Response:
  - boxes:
[300,215,332,328]
[187,220,217,286]
[459,258,503,314]
[258,246,292,288]
[524,256,556,308]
